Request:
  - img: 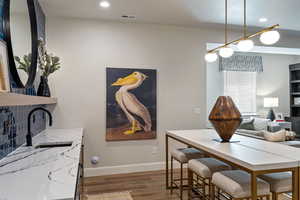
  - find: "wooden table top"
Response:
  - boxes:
[166,129,300,171]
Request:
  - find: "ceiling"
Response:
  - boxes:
[14,0,300,33]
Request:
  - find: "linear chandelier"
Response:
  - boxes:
[205,0,280,62]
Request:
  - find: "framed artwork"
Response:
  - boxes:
[0,40,10,92]
[275,113,284,121]
[106,67,157,141]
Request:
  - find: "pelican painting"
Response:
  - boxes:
[106,68,157,141]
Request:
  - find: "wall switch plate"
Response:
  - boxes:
[193,108,201,114]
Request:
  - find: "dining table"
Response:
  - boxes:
[165,129,300,200]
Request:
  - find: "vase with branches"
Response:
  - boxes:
[37,40,61,97]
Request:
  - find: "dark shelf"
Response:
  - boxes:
[291,80,300,83]
[290,68,300,72]
[291,104,300,107]
[291,92,300,95]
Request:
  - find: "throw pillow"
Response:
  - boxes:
[252,117,270,131]
[263,130,286,142]
[239,119,255,130]
[285,131,296,141]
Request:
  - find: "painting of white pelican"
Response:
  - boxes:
[106,68,157,141]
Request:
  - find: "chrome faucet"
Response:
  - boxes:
[27,107,53,146]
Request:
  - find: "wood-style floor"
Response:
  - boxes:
[84,170,290,200]
[84,170,178,200]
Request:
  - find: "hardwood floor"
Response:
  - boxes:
[84,170,183,200]
[84,170,290,200]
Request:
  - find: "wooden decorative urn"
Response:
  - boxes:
[209,96,242,142]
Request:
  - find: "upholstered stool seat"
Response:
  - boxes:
[188,158,231,199]
[188,158,231,178]
[260,172,292,193]
[171,148,205,163]
[170,148,206,200]
[260,172,292,200]
[212,170,270,199]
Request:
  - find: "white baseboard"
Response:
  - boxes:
[85,161,182,177]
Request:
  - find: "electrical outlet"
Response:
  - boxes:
[152,147,158,154]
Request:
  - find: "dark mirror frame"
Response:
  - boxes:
[3,0,39,88]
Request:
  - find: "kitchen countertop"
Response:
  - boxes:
[0,128,84,200]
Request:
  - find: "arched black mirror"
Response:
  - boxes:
[3,0,38,88]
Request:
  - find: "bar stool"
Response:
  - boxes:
[212,170,271,200]
[170,148,206,200]
[259,172,292,200]
[188,158,231,200]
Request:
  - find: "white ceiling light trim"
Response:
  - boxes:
[99,1,110,8]
[259,17,268,23]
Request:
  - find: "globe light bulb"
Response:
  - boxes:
[205,52,218,62]
[237,39,254,51]
[260,30,280,45]
[219,47,234,58]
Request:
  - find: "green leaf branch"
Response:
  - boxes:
[38,40,61,78]
[14,54,32,75]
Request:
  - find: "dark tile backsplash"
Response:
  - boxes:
[0,105,46,159]
[0,85,47,160]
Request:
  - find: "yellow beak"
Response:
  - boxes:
[112,73,139,86]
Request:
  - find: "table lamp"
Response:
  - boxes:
[264,97,279,121]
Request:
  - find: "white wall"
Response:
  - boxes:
[257,54,300,116]
[206,59,223,126]
[46,18,219,169]
[45,16,300,174]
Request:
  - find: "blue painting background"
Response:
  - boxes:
[0,0,4,40]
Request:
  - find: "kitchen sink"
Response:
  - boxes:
[35,141,73,148]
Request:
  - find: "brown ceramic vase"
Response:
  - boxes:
[209,96,242,142]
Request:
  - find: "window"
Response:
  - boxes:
[223,71,256,114]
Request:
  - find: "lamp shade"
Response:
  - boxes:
[260,30,280,45]
[205,52,218,62]
[237,39,254,52]
[264,97,279,108]
[219,47,234,58]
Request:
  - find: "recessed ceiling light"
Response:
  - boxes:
[99,1,110,8]
[259,17,268,23]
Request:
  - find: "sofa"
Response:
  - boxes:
[236,117,297,143]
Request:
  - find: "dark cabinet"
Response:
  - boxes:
[289,64,300,138]
[75,144,84,199]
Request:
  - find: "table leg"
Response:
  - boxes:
[292,167,299,200]
[251,172,257,200]
[166,134,169,189]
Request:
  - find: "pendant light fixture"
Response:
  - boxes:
[237,0,254,51]
[205,52,218,62]
[205,1,280,62]
[219,0,234,58]
[260,30,280,45]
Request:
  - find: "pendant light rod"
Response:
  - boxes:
[243,0,247,38]
[225,0,228,44]
[208,24,279,53]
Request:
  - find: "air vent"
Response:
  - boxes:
[121,15,136,19]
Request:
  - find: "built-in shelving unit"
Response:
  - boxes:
[0,93,57,106]
[289,64,300,137]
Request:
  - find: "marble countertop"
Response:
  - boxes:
[0,128,84,200]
